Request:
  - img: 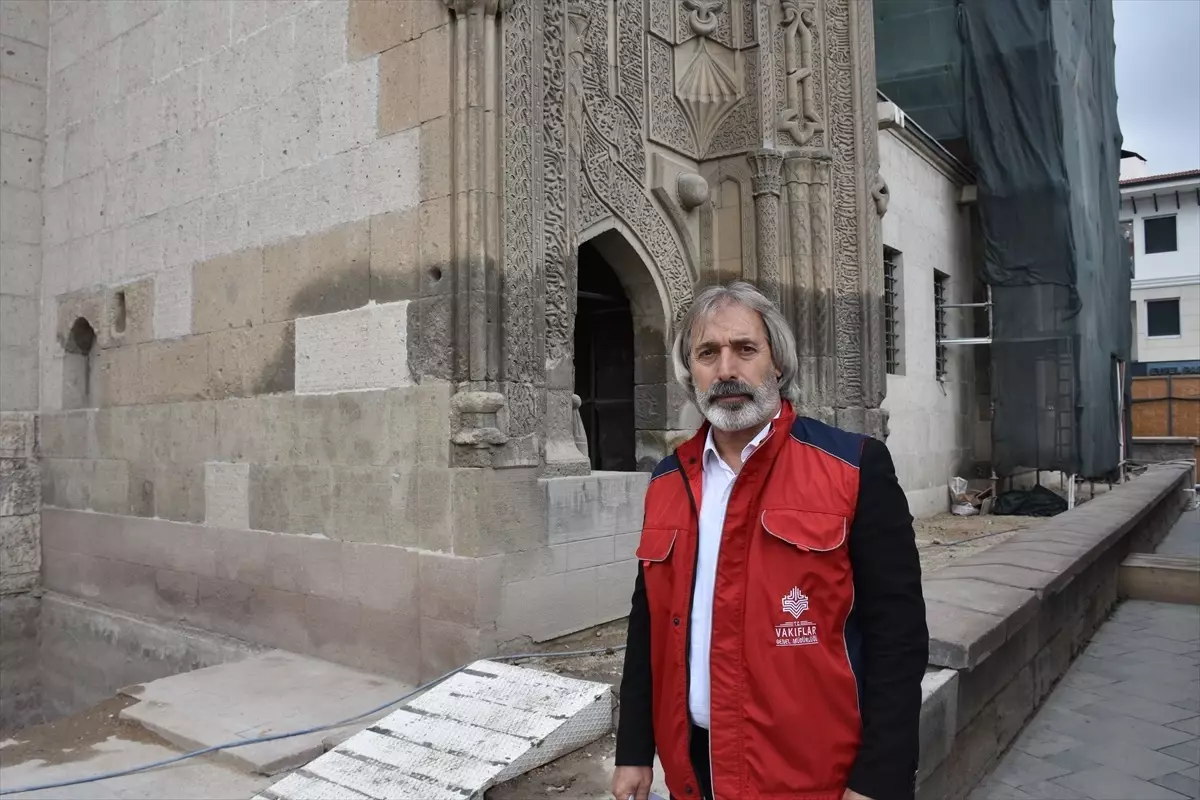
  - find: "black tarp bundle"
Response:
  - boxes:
[963,0,1130,479]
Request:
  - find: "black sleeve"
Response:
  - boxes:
[845,438,928,800]
[615,562,655,766]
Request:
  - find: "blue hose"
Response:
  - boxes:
[0,645,625,797]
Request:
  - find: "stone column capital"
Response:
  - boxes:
[444,0,503,17]
[749,150,784,197]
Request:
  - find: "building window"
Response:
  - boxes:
[1146,298,1181,337]
[934,271,948,379]
[884,247,902,375]
[1144,215,1177,254]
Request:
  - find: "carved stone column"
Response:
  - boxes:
[749,150,784,303]
[784,153,834,422]
[540,0,590,477]
[445,0,510,467]
[764,0,887,437]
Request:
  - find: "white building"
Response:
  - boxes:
[1120,169,1200,375]
[877,102,982,517]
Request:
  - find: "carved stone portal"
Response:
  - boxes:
[445,0,886,471]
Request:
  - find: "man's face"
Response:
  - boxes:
[689,302,782,432]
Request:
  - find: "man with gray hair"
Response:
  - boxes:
[612,282,927,800]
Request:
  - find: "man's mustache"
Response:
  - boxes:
[707,380,755,398]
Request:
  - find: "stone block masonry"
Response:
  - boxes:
[0,410,42,732]
[914,465,1193,799]
[1,0,47,415]
[0,412,39,594]
[36,0,445,412]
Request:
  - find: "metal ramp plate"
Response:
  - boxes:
[255,660,615,800]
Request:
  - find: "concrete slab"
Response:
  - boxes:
[0,736,272,799]
[118,650,412,776]
[258,660,614,800]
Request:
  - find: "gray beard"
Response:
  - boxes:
[696,372,781,432]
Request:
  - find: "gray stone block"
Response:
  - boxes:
[450,467,547,558]
[0,456,39,515]
[0,512,40,577]
[918,669,959,779]
[248,464,333,535]
[922,578,1038,634]
[498,567,599,644]
[328,466,394,545]
[927,563,1057,599]
[418,552,502,628]
[925,599,1007,669]
[0,411,36,458]
[38,409,94,459]
[342,540,420,613]
[544,471,649,545]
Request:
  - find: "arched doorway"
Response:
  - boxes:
[574,241,636,471]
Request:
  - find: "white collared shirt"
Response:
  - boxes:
[688,409,779,729]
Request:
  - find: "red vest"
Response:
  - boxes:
[636,401,866,800]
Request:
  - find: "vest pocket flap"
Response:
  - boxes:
[635,527,679,562]
[760,509,848,552]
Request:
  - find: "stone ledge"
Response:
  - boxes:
[924,465,1191,671]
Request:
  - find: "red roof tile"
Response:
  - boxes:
[1120,169,1200,187]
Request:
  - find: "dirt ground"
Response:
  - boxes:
[0,696,170,769]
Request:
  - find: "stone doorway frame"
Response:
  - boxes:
[576,224,693,472]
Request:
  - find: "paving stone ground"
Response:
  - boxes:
[971,599,1200,799]
[969,490,1200,800]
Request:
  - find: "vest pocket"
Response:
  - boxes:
[635,527,678,563]
[760,509,848,552]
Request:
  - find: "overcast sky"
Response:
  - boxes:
[1113,0,1200,174]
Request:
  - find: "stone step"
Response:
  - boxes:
[255,660,614,800]
[118,650,413,776]
[1119,553,1200,605]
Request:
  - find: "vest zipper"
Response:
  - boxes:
[677,465,702,795]
[684,424,777,800]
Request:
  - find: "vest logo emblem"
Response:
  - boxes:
[782,587,809,619]
[776,587,818,647]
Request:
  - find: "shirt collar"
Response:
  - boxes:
[702,405,782,469]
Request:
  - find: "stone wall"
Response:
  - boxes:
[1,0,46,412]
[877,126,978,518]
[914,465,1192,799]
[0,0,48,731]
[30,0,517,682]
[1130,436,1199,465]
[0,412,42,731]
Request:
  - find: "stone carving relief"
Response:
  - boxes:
[778,0,823,147]
[649,0,760,160]
[677,173,711,211]
[871,172,890,217]
[497,0,888,468]
[572,0,696,324]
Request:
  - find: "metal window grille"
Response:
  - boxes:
[934,273,947,378]
[884,250,900,374]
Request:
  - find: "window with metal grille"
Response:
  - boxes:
[884,247,901,374]
[1144,215,1177,254]
[934,272,948,379]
